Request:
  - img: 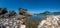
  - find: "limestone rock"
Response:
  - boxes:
[19,8,33,16]
[0,8,7,15]
[9,10,16,17]
[38,16,60,28]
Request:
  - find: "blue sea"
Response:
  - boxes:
[28,14,60,22]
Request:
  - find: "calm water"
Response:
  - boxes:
[28,14,60,22]
[31,14,60,19]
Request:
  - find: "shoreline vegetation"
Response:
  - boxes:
[0,8,60,28]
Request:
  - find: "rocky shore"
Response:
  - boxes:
[0,8,33,28]
[38,16,60,28]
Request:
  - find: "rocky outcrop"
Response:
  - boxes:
[38,16,60,28]
[0,8,33,28]
[0,8,7,15]
[19,8,33,16]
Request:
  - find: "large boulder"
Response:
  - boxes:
[4,13,9,18]
[0,8,7,15]
[9,10,16,17]
[19,8,27,15]
[38,16,60,28]
[19,8,33,16]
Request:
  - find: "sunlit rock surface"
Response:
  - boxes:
[38,16,60,28]
[0,8,33,28]
[0,14,25,28]
[20,25,26,28]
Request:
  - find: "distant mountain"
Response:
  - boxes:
[35,11,60,15]
[42,11,51,14]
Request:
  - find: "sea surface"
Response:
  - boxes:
[28,14,60,22]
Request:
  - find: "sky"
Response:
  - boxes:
[0,0,60,14]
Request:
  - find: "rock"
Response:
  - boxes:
[38,16,60,28]
[9,10,16,17]
[20,25,26,28]
[19,8,33,16]
[0,15,4,18]
[4,13,9,18]
[0,8,7,15]
[0,8,33,28]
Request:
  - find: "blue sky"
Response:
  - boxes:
[0,0,60,14]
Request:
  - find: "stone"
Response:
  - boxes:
[38,16,60,28]
[0,8,7,15]
[9,10,16,17]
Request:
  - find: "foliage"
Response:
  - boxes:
[26,19,40,28]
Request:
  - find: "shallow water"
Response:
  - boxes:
[28,14,60,22]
